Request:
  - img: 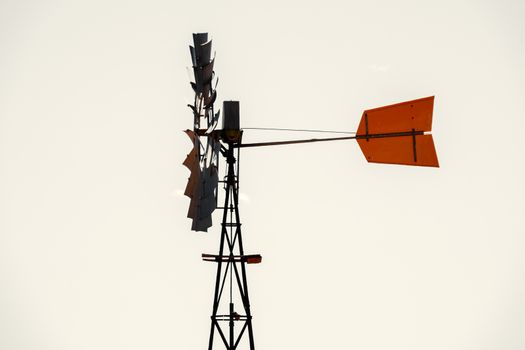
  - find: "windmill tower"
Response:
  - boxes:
[184,33,439,350]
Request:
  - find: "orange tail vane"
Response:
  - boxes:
[355,96,439,167]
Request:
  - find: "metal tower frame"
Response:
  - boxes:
[202,143,260,350]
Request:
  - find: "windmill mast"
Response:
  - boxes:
[203,104,259,350]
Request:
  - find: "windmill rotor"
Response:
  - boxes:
[185,33,221,232]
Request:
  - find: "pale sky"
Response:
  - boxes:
[1,1,524,349]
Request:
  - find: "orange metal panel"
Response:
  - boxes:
[357,134,439,167]
[356,96,434,135]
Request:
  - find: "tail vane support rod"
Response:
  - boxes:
[235,130,426,148]
[235,128,438,167]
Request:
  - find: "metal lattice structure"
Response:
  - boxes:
[202,142,259,350]
[183,32,439,350]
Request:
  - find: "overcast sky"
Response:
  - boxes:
[1,1,524,349]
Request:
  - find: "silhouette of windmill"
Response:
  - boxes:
[184,33,439,350]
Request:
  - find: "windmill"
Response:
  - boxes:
[184,33,439,350]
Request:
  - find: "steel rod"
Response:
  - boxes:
[235,130,425,148]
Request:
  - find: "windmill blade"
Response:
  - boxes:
[211,137,221,164]
[189,166,218,218]
[192,214,212,232]
[204,89,217,109]
[190,36,215,95]
[193,32,208,45]
[184,129,219,230]
[206,109,220,134]
[193,58,215,93]
[185,184,204,221]
[183,130,200,172]
[190,39,212,67]
[184,129,198,143]
[183,144,198,170]
[187,175,202,219]
[188,34,218,132]
[198,166,219,218]
[183,130,201,201]
[189,33,210,66]
[355,96,439,167]
[188,166,218,232]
